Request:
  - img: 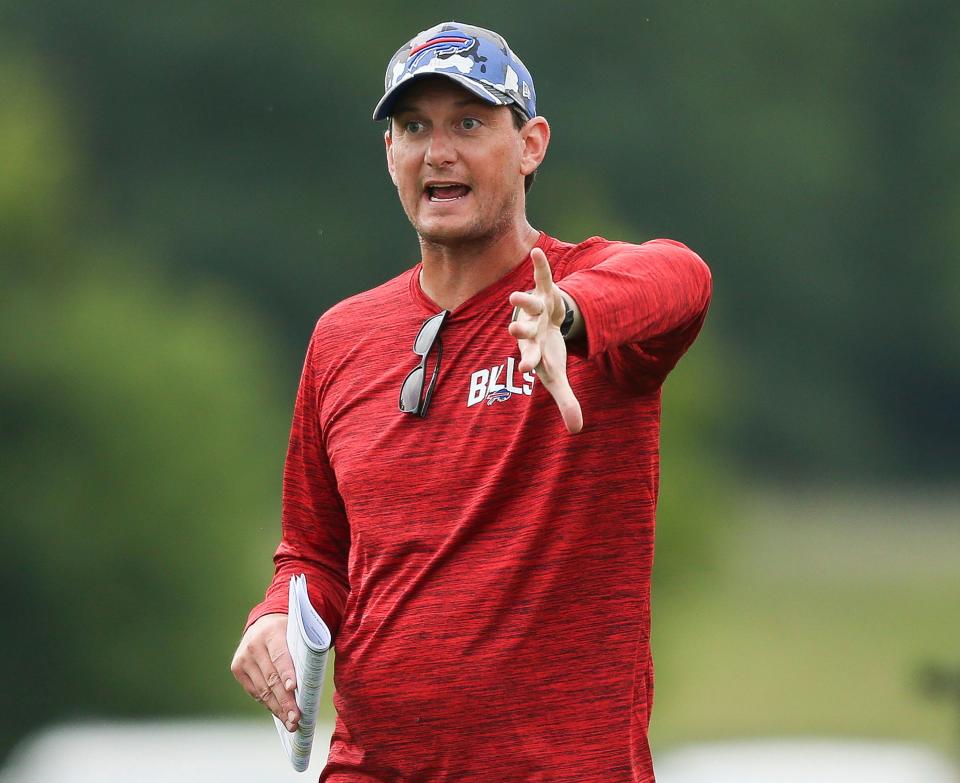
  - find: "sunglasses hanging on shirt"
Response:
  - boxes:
[399,310,449,418]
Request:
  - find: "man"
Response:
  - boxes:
[231,21,711,782]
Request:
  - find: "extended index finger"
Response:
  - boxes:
[530,247,554,293]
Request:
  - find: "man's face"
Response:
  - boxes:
[385,78,540,247]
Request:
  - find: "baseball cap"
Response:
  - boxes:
[372,22,536,122]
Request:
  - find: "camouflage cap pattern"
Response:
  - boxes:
[372,22,536,121]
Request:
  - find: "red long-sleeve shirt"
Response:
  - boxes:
[248,232,712,782]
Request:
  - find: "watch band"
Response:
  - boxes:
[559,294,575,338]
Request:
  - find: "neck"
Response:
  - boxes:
[418,220,541,311]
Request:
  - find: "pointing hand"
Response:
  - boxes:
[508,248,583,434]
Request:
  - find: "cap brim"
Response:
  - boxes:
[372,72,511,121]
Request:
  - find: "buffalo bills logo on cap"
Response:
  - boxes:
[407,33,477,69]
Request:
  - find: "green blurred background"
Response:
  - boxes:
[2,0,958,766]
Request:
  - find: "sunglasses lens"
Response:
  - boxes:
[399,365,425,413]
[413,312,446,355]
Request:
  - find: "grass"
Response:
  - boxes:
[649,488,960,759]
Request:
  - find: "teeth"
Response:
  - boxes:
[426,184,468,202]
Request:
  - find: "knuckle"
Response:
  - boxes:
[265,671,281,687]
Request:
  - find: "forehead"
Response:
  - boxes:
[390,77,496,115]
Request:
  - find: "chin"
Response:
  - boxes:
[415,218,491,247]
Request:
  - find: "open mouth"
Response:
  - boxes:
[425,183,471,202]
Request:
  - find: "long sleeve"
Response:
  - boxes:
[245,324,351,637]
[556,237,712,388]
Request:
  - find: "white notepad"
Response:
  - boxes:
[273,573,332,772]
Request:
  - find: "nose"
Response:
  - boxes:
[424,127,457,168]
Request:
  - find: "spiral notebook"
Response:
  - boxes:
[274,573,332,772]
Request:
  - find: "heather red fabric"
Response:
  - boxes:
[247,232,712,782]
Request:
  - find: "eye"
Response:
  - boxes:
[404,120,426,134]
[459,117,482,131]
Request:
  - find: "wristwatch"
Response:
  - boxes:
[559,293,575,339]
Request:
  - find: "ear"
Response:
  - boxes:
[519,116,550,177]
[385,127,397,186]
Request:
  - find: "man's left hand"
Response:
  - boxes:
[509,248,583,434]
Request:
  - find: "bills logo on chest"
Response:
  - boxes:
[467,356,536,407]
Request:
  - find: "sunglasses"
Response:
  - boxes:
[399,310,449,417]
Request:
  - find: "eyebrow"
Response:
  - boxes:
[392,96,492,116]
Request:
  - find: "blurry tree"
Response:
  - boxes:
[0,44,290,760]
